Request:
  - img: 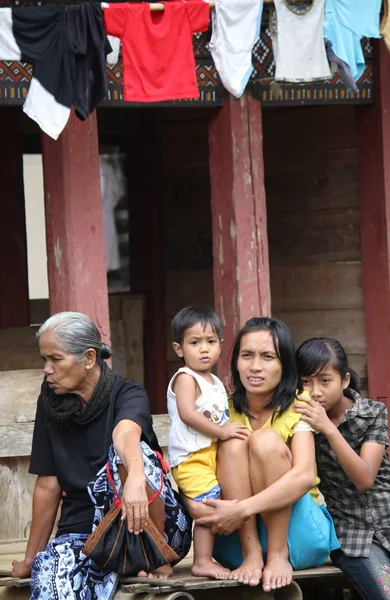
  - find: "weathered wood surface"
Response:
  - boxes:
[0,539,344,590]
[165,271,214,318]
[0,329,40,372]
[209,95,271,378]
[109,294,145,385]
[267,207,361,265]
[271,263,363,311]
[275,309,366,355]
[0,370,42,426]
[357,40,390,406]
[0,459,35,540]
[265,151,359,213]
[263,104,367,394]
[41,111,110,343]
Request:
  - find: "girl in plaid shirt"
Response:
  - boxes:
[296,337,390,600]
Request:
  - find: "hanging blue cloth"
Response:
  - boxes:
[324,0,382,81]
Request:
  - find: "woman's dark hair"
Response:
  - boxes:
[296,337,360,395]
[231,317,298,419]
[171,306,223,344]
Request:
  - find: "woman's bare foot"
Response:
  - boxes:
[137,564,174,579]
[262,553,292,592]
[191,559,231,580]
[229,553,264,587]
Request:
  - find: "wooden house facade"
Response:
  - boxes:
[1,0,390,541]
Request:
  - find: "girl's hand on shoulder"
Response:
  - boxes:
[121,474,149,535]
[294,395,335,437]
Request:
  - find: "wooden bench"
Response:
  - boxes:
[0,539,346,600]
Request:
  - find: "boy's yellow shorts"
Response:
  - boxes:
[171,442,221,502]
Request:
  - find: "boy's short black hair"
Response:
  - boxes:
[171,306,223,344]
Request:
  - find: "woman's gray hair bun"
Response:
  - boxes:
[100,343,113,359]
[37,311,113,363]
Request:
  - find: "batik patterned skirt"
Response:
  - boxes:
[30,443,192,600]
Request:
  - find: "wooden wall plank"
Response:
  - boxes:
[165,271,214,317]
[265,151,358,212]
[271,263,364,311]
[268,206,361,264]
[0,459,19,540]
[0,370,42,426]
[275,309,366,355]
[0,425,35,458]
[263,105,357,158]
[16,459,34,539]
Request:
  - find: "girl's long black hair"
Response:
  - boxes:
[231,317,298,419]
[296,337,360,395]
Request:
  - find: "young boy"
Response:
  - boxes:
[167,306,249,579]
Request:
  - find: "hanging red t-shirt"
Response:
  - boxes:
[103,1,210,102]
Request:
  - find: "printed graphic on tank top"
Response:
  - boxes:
[167,366,229,468]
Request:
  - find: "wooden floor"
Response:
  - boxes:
[0,540,344,594]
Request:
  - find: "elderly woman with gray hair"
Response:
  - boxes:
[11,312,191,600]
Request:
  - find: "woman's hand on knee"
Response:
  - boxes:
[11,559,32,579]
[121,474,149,534]
[196,498,248,535]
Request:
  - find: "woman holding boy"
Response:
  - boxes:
[170,311,338,592]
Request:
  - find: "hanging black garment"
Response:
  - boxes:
[0,3,111,139]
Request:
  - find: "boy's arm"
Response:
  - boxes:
[174,373,248,440]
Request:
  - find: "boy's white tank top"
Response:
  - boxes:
[167,366,228,468]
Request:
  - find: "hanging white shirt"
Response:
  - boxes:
[272,0,331,82]
[210,0,264,98]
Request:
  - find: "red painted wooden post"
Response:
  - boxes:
[128,114,168,414]
[41,110,110,344]
[209,94,271,375]
[0,108,30,327]
[356,40,390,406]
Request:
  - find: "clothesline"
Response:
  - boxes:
[147,0,299,9]
[149,0,214,10]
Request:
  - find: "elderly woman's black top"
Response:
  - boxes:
[29,376,161,536]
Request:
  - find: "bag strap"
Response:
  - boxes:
[106,450,168,507]
[106,462,122,507]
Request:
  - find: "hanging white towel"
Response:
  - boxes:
[210,0,264,98]
[272,0,331,82]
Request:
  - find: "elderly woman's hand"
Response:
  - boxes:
[196,498,248,535]
[121,475,149,535]
[11,559,32,579]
